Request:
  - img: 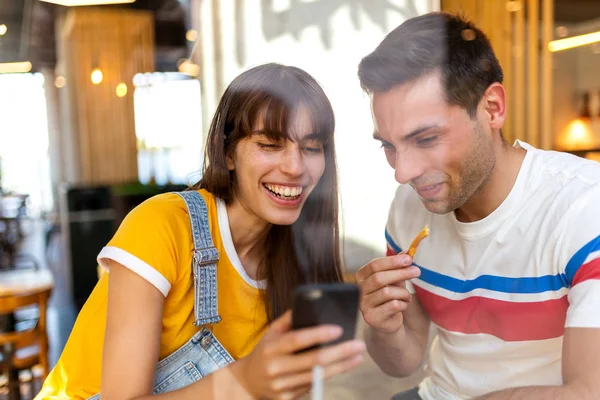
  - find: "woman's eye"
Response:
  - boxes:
[258,142,281,150]
[303,146,323,153]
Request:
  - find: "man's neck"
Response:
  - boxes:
[455,141,527,223]
[225,198,271,280]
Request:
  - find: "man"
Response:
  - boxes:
[355,12,600,400]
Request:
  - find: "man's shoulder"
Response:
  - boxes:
[524,147,600,209]
[529,147,600,187]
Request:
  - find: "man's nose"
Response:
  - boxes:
[394,151,425,185]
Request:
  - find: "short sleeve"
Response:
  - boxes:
[559,186,600,328]
[97,193,192,297]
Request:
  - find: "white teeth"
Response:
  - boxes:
[264,184,302,197]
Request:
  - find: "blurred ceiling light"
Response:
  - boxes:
[91,68,103,84]
[0,24,7,36]
[549,31,600,52]
[0,61,32,74]
[186,29,198,42]
[555,26,569,38]
[55,76,66,88]
[116,82,128,97]
[40,0,134,5]
[505,1,522,12]
[178,60,200,77]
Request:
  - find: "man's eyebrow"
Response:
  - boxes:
[373,132,387,142]
[373,125,440,143]
[402,124,439,141]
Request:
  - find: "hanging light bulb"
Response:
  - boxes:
[186,29,198,42]
[116,82,128,97]
[91,68,103,84]
[560,92,595,151]
[55,76,66,88]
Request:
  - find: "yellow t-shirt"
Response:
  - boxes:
[36,190,268,400]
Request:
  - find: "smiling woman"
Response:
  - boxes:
[37,63,365,400]
[196,63,341,317]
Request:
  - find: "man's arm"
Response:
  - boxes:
[476,327,600,400]
[364,287,431,377]
[361,186,431,377]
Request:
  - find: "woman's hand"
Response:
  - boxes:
[232,310,365,400]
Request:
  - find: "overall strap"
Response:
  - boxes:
[176,191,221,326]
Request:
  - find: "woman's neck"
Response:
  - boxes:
[225,198,271,281]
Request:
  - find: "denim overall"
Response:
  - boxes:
[89,191,234,398]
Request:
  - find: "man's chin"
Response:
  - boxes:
[422,199,453,215]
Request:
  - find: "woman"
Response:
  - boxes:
[36,63,364,400]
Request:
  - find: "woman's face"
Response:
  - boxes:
[227,107,327,226]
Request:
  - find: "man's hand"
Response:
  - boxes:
[355,254,421,334]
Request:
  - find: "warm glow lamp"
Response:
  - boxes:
[559,92,596,151]
[91,68,103,84]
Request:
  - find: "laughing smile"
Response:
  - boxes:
[263,183,304,200]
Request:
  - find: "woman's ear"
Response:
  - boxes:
[226,152,235,171]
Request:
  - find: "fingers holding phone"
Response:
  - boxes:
[356,254,421,334]
[235,285,365,400]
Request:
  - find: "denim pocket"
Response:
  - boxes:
[153,361,203,394]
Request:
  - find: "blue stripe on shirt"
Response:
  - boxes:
[384,228,571,294]
[564,234,600,285]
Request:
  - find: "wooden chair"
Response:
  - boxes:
[0,287,52,397]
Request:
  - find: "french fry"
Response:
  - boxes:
[407,225,430,258]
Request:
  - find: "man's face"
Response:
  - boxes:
[371,72,495,215]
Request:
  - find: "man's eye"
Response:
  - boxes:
[416,136,437,146]
[380,142,395,151]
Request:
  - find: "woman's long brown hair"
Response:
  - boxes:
[191,63,342,321]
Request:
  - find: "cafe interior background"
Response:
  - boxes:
[0,0,599,399]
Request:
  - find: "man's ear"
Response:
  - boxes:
[482,82,507,131]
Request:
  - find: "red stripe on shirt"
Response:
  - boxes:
[386,245,398,257]
[572,257,600,286]
[413,284,568,342]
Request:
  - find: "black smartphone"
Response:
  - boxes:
[291,283,360,351]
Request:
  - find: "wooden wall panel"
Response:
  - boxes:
[514,2,526,143]
[57,8,154,185]
[541,0,554,149]
[502,3,515,143]
[442,0,554,149]
[527,0,540,147]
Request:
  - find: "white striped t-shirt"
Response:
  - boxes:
[385,141,600,399]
